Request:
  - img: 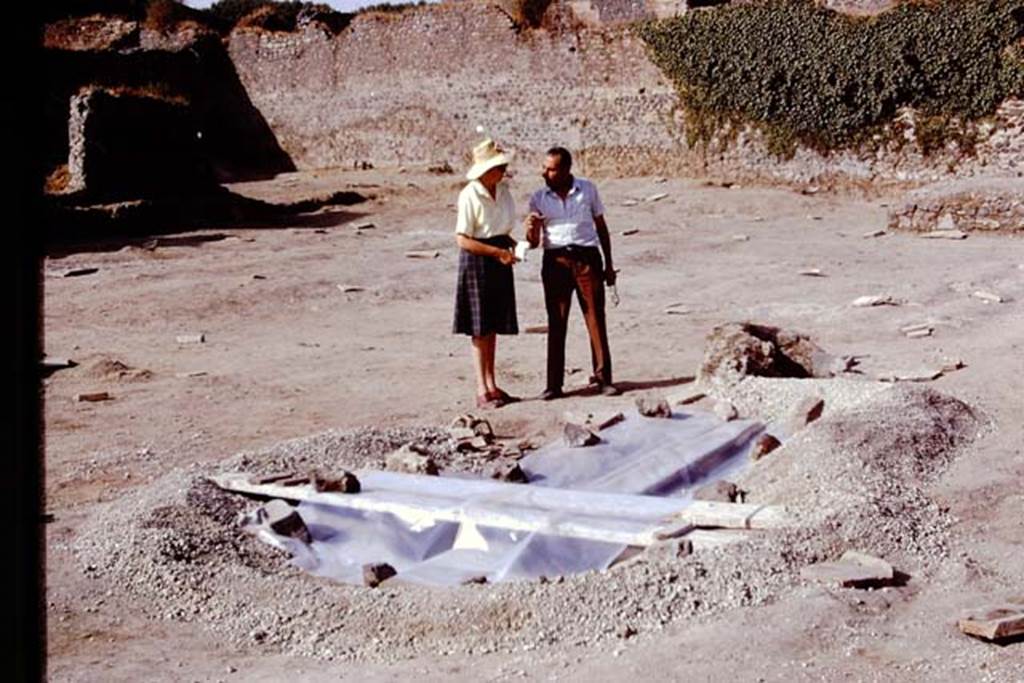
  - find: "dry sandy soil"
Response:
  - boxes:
[44,168,1024,681]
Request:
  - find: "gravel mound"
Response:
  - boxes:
[70,383,982,664]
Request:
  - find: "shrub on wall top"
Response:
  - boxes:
[636,0,1024,157]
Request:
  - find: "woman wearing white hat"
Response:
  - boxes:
[453,138,522,409]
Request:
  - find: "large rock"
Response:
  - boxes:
[698,322,846,383]
[385,443,440,476]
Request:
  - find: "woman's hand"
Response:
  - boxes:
[496,248,518,266]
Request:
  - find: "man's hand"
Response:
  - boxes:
[525,212,544,247]
[604,266,617,286]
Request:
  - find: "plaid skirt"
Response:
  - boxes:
[452,235,519,336]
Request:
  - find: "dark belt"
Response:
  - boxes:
[546,245,599,256]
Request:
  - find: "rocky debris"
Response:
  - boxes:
[461,575,489,585]
[483,462,528,483]
[972,290,1006,304]
[693,480,743,503]
[698,322,847,384]
[617,624,638,639]
[750,434,782,461]
[888,176,1024,235]
[362,562,397,588]
[259,500,312,545]
[76,391,111,402]
[312,471,360,494]
[385,443,440,475]
[784,395,825,434]
[449,414,494,438]
[635,396,672,418]
[426,160,454,174]
[958,598,1024,642]
[851,295,898,307]
[799,550,896,588]
[564,423,601,448]
[641,537,694,563]
[176,334,205,344]
[713,400,738,422]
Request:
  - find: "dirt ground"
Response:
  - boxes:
[43,168,1024,680]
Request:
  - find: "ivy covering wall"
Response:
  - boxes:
[636,0,1024,157]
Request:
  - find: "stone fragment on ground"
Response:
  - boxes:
[405,250,439,259]
[261,499,312,544]
[698,322,846,383]
[693,480,743,503]
[920,230,968,240]
[312,470,360,493]
[635,396,672,418]
[972,290,1005,304]
[798,268,825,277]
[784,395,824,434]
[176,333,205,344]
[385,443,440,475]
[564,422,600,447]
[851,295,897,307]
[524,324,548,334]
[958,598,1024,642]
[483,461,528,483]
[62,267,99,277]
[362,562,397,588]
[877,368,944,383]
[621,228,639,236]
[714,400,738,421]
[76,391,111,402]
[645,192,668,202]
[800,550,896,588]
[750,433,782,461]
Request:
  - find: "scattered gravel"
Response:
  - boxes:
[69,382,985,665]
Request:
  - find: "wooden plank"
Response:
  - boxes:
[211,472,788,546]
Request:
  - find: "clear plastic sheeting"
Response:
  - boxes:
[264,410,766,586]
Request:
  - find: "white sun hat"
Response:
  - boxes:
[465,138,513,180]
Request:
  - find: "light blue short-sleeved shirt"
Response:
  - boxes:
[528,177,605,249]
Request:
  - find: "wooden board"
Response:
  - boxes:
[211,470,788,548]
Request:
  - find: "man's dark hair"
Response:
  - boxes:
[546,146,572,171]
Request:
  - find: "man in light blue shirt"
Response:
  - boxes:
[526,146,619,399]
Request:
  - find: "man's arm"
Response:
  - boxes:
[455,234,517,265]
[594,214,616,286]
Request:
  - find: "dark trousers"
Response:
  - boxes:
[542,246,612,391]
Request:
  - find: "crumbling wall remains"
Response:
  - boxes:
[224,1,1023,187]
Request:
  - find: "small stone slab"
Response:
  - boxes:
[800,550,894,588]
[645,192,669,203]
[785,396,824,433]
[42,357,77,371]
[564,422,600,448]
[905,328,933,339]
[62,267,99,277]
[75,391,111,402]
[958,599,1024,642]
[692,480,741,503]
[798,268,825,277]
[664,303,691,315]
[863,229,887,238]
[920,230,968,240]
[405,250,439,259]
[899,322,933,335]
[621,199,639,207]
[176,334,205,344]
[312,471,360,494]
[353,222,376,230]
[972,290,1005,304]
[524,324,549,334]
[635,397,672,418]
[852,295,897,307]
[621,228,640,236]
[262,499,312,544]
[732,234,750,242]
[175,371,208,378]
[338,285,365,293]
[877,368,944,383]
[362,562,397,588]
[750,433,782,461]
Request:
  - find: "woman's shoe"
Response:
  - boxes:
[488,388,520,404]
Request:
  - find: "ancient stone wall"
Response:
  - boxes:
[223,1,1022,187]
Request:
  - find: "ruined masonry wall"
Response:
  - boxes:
[225,1,1024,185]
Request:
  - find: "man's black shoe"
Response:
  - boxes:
[540,388,563,401]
